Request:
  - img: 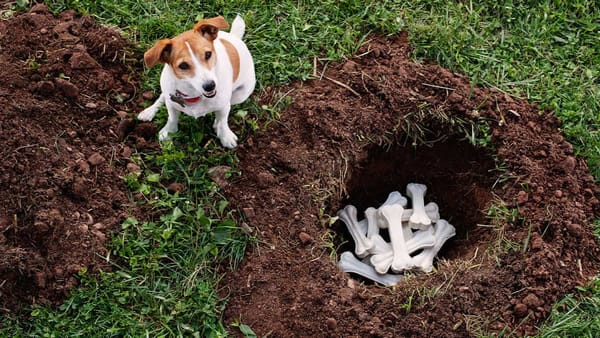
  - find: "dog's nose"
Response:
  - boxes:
[202,80,216,92]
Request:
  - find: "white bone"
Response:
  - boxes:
[412,219,456,272]
[368,234,392,255]
[379,204,414,272]
[406,183,431,229]
[337,205,374,258]
[381,191,408,207]
[364,207,379,238]
[338,251,403,287]
[369,227,436,274]
[375,202,439,229]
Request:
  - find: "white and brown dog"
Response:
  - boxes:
[138,15,255,148]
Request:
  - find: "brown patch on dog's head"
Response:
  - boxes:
[193,16,229,41]
[143,16,230,79]
[144,16,229,79]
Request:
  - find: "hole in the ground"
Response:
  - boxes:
[333,138,497,269]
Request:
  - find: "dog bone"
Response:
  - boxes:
[381,191,408,207]
[378,204,415,272]
[376,202,440,228]
[406,183,431,230]
[338,251,404,287]
[337,205,374,258]
[365,207,379,238]
[369,227,436,274]
[412,219,456,273]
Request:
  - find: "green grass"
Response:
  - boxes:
[0,0,598,337]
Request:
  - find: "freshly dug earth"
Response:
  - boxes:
[0,4,150,311]
[1,3,598,337]
[222,32,600,336]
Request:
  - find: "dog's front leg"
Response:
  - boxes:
[138,93,165,121]
[213,107,238,148]
[158,104,181,141]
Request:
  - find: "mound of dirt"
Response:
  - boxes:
[0,4,148,311]
[222,33,600,336]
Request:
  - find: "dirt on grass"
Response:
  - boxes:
[0,4,152,312]
[0,4,598,338]
[221,32,600,337]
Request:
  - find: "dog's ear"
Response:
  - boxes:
[144,39,172,68]
[194,16,229,41]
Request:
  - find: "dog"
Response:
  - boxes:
[138,15,255,148]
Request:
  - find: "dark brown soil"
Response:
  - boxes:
[221,33,600,337]
[0,4,150,311]
[1,4,598,338]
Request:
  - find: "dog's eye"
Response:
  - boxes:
[205,51,212,60]
[178,62,190,70]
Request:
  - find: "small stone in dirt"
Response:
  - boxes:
[36,81,55,96]
[208,165,231,188]
[561,156,577,173]
[142,91,155,100]
[325,317,337,330]
[122,146,132,158]
[85,102,98,109]
[256,171,276,188]
[92,229,106,242]
[117,118,136,140]
[522,293,542,308]
[92,223,106,230]
[554,190,563,198]
[76,159,90,174]
[167,182,185,194]
[126,162,141,173]
[87,152,105,166]
[565,223,584,238]
[530,234,544,250]
[337,288,354,304]
[30,4,49,14]
[117,110,128,119]
[513,303,528,317]
[243,207,255,219]
[516,190,528,205]
[298,231,313,245]
[54,77,79,98]
[69,50,102,69]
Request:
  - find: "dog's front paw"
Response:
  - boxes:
[219,130,238,149]
[138,107,157,121]
[158,127,176,141]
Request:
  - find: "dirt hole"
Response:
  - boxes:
[334,138,497,265]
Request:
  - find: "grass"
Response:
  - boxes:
[0,0,598,337]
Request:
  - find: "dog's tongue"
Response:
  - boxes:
[184,96,201,104]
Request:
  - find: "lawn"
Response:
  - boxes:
[1,0,598,336]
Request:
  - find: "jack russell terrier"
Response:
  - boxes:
[138,15,255,148]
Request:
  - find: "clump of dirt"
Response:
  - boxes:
[222,32,600,336]
[0,4,148,311]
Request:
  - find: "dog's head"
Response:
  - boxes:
[144,16,229,101]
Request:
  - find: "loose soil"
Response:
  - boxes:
[222,32,600,336]
[0,4,598,338]
[0,4,152,312]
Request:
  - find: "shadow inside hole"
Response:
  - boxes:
[333,138,497,265]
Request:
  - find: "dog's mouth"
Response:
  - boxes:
[174,90,201,105]
[203,90,217,98]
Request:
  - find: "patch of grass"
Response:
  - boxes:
[399,0,600,179]
[538,278,600,337]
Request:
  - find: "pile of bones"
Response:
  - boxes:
[337,183,456,286]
